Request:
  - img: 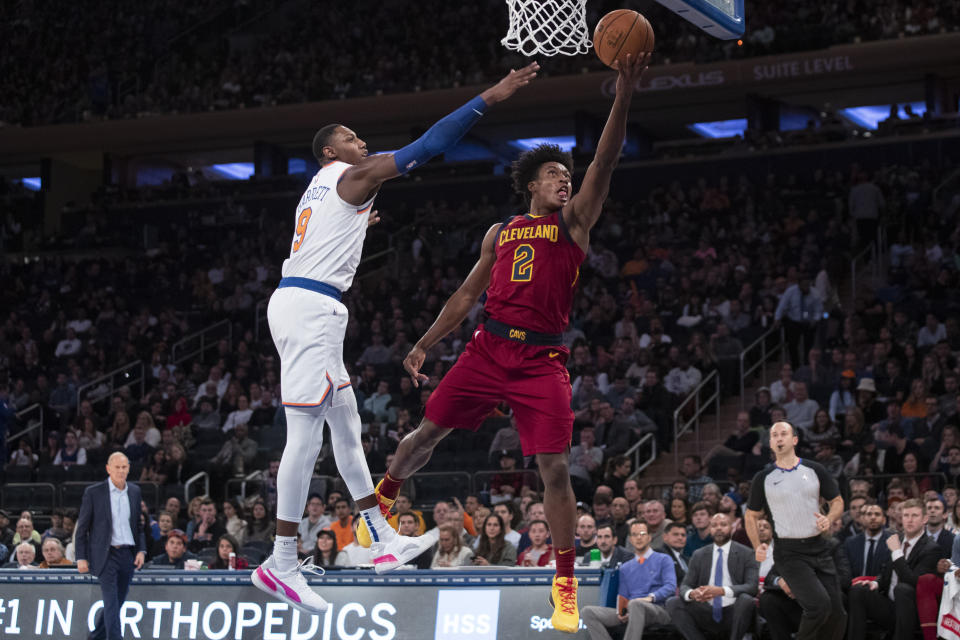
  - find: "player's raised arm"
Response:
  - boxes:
[337,63,539,204]
[563,53,649,240]
[403,224,500,387]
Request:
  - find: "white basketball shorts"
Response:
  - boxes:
[267,286,351,409]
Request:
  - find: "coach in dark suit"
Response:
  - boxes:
[847,498,941,640]
[75,452,147,640]
[666,513,759,640]
[843,502,892,580]
[657,521,691,586]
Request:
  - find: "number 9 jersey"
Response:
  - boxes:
[484,211,585,335]
[281,160,376,292]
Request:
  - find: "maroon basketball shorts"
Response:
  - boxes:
[425,326,574,455]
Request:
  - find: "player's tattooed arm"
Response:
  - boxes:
[403,224,499,387]
[564,52,649,245]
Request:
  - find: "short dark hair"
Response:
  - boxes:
[334,498,350,507]
[596,523,616,538]
[690,501,712,515]
[312,124,343,162]
[397,511,418,524]
[307,493,324,504]
[665,522,686,534]
[510,144,573,206]
[527,519,549,531]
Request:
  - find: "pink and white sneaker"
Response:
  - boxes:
[251,556,328,614]
[371,528,439,575]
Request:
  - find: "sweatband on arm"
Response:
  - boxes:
[393,95,487,174]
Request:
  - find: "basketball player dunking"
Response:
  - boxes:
[357,53,650,632]
[250,62,539,614]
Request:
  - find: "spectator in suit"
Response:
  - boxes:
[581,520,677,640]
[844,502,892,581]
[5,541,36,568]
[149,530,196,568]
[847,498,942,640]
[838,495,867,543]
[924,496,954,558]
[75,452,147,640]
[657,522,690,586]
[589,523,633,568]
[666,513,758,640]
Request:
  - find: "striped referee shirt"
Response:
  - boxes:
[747,459,839,539]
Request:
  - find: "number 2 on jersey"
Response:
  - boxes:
[511,243,535,282]
[293,207,312,252]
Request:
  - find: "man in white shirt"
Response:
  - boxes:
[665,354,702,397]
[666,513,758,640]
[783,383,820,432]
[55,328,82,358]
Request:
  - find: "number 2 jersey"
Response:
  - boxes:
[484,210,585,335]
[281,160,376,291]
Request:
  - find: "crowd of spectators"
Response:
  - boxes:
[0,141,957,606]
[1,0,957,127]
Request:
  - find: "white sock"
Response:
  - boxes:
[273,535,299,571]
[359,505,393,544]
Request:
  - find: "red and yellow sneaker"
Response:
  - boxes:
[550,576,579,633]
[356,479,396,548]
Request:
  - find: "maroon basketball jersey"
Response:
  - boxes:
[484,210,585,335]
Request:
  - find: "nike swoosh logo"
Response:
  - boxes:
[548,351,559,358]
[773,480,783,485]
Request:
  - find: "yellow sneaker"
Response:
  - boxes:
[549,576,579,633]
[356,479,396,548]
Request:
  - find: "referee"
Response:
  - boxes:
[744,421,845,640]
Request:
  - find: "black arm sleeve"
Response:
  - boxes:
[807,459,840,501]
[746,467,770,512]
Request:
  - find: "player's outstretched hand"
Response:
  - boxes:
[403,345,431,388]
[367,209,381,228]
[481,62,540,105]
[612,52,650,96]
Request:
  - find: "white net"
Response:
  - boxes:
[501,0,591,57]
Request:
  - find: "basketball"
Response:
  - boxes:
[593,9,655,68]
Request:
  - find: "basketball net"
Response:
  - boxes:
[501,0,591,57]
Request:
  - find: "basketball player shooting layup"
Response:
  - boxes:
[250,62,540,615]
[356,52,650,632]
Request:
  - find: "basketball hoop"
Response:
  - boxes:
[501,0,592,57]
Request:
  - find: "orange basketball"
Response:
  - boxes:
[593,9,654,69]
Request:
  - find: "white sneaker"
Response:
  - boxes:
[250,555,329,614]
[371,528,439,574]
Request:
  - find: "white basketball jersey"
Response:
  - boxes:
[280,160,375,291]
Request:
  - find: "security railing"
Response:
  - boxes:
[625,433,657,482]
[7,403,43,447]
[673,370,721,469]
[185,472,211,503]
[738,325,786,409]
[76,360,145,412]
[172,319,232,365]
